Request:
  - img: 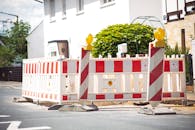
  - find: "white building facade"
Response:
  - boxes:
[28,0,164,58]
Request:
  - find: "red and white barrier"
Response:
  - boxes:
[22,53,186,103]
[22,57,61,102]
[163,55,186,100]
[147,44,164,107]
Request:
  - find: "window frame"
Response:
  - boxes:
[101,0,114,4]
[77,0,84,13]
[100,0,115,8]
[62,0,67,17]
[49,0,55,18]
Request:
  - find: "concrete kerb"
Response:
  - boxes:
[0,81,22,88]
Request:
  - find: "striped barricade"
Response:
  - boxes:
[87,56,148,101]
[22,57,61,102]
[163,55,186,100]
[22,54,186,103]
[61,59,79,102]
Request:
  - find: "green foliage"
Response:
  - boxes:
[0,20,30,67]
[92,23,154,57]
[165,43,190,56]
[0,46,15,67]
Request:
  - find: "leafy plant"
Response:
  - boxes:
[0,20,30,67]
[165,43,189,56]
[92,23,154,57]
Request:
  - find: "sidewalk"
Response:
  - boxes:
[187,92,195,101]
[0,81,22,88]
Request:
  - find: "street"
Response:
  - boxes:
[0,85,195,130]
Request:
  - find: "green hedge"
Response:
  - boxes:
[92,23,154,57]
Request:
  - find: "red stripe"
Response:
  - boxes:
[43,63,45,74]
[50,94,52,99]
[114,61,123,72]
[150,60,163,85]
[39,63,41,74]
[56,62,58,73]
[51,62,54,73]
[80,88,88,99]
[96,94,105,99]
[62,95,68,100]
[63,61,67,73]
[163,92,171,97]
[115,94,123,99]
[164,60,170,72]
[132,60,141,72]
[35,64,37,74]
[80,64,89,84]
[29,64,31,74]
[32,64,34,74]
[81,48,88,59]
[180,92,185,97]
[150,88,162,101]
[47,62,49,74]
[133,93,142,98]
[96,61,104,72]
[179,60,183,72]
[77,61,79,73]
[45,94,48,98]
[151,47,160,57]
[26,64,28,74]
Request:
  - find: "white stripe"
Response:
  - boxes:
[7,121,21,130]
[141,59,148,72]
[89,60,95,73]
[149,48,164,71]
[123,93,130,99]
[80,51,90,72]
[88,94,96,100]
[79,76,89,98]
[68,60,77,73]
[147,74,164,101]
[0,115,10,117]
[171,92,180,97]
[19,126,51,130]
[69,94,78,100]
[123,59,132,72]
[170,60,179,72]
[1,121,51,130]
[105,93,114,99]
[105,60,113,73]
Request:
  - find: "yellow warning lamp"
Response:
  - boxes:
[85,34,93,50]
[153,28,165,48]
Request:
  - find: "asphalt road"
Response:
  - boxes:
[0,86,195,130]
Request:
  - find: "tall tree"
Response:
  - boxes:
[0,20,30,67]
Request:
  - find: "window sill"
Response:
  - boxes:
[50,17,56,23]
[76,10,84,16]
[62,15,67,20]
[100,1,115,9]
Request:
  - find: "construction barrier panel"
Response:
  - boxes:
[22,54,186,103]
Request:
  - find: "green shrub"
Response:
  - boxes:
[92,23,154,57]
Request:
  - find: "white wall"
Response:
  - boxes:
[27,21,44,58]
[129,0,163,22]
[43,0,163,58]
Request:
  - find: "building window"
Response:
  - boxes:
[77,0,84,12]
[51,51,57,57]
[101,0,114,4]
[62,0,66,16]
[49,0,55,18]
